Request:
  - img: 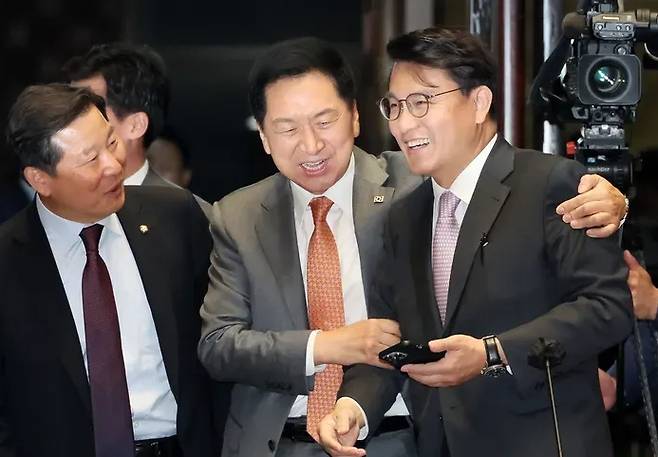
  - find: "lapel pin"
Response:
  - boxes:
[373,195,385,203]
[139,224,149,234]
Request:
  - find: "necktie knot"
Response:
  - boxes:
[439,191,460,219]
[310,196,334,224]
[80,224,104,254]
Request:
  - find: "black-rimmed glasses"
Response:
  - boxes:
[377,87,463,121]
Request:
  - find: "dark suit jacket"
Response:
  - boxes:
[141,165,213,218]
[339,138,633,457]
[0,186,221,457]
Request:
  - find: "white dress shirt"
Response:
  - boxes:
[36,196,177,440]
[288,154,409,418]
[123,159,150,185]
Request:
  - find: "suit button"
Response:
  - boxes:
[268,440,276,452]
[439,415,443,421]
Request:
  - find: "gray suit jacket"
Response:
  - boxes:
[141,165,213,218]
[198,147,420,457]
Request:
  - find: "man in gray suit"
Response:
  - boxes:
[198,37,625,457]
[198,37,420,457]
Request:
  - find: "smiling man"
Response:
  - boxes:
[197,37,420,457]
[317,28,632,457]
[0,84,220,457]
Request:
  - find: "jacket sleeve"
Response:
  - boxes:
[197,200,313,395]
[498,158,633,396]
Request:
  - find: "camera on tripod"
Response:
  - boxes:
[532,0,658,192]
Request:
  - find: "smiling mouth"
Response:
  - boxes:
[406,138,430,149]
[300,159,327,171]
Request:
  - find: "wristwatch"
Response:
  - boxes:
[481,335,507,378]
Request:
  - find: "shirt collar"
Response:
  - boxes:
[36,195,123,250]
[124,159,149,186]
[291,153,355,221]
[431,134,498,204]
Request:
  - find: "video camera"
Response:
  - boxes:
[531,0,658,191]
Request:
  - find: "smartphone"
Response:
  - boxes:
[379,340,446,369]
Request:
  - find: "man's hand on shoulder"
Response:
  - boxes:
[555,174,627,238]
[314,319,401,368]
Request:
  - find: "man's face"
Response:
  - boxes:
[72,74,132,145]
[258,71,359,195]
[387,62,482,185]
[34,107,126,223]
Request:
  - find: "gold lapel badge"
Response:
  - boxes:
[373,195,385,203]
[139,224,149,234]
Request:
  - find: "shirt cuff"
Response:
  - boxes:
[305,330,326,376]
[337,397,369,440]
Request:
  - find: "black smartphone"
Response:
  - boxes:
[379,340,446,369]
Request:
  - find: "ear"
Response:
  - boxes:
[473,86,493,124]
[125,112,149,141]
[351,101,360,138]
[23,166,54,197]
[257,125,272,155]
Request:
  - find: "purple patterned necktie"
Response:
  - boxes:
[80,224,135,457]
[432,191,461,324]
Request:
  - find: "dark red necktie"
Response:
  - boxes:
[80,224,134,457]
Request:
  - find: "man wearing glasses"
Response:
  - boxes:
[317,28,633,457]
[199,35,627,457]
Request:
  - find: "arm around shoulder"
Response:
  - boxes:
[498,158,633,394]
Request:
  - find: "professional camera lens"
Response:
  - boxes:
[588,62,628,99]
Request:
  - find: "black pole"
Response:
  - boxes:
[528,338,567,457]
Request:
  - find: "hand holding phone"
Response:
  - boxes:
[379,340,446,369]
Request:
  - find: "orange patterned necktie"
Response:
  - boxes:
[306,196,346,440]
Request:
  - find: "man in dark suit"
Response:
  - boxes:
[0,84,220,457]
[63,43,211,215]
[318,28,633,457]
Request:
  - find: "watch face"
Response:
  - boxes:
[483,365,507,378]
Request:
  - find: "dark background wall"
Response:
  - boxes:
[1,0,365,202]
[3,0,658,204]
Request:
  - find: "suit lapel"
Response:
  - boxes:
[16,204,91,413]
[255,175,308,329]
[352,148,396,298]
[117,193,181,398]
[443,138,514,328]
[408,181,444,335]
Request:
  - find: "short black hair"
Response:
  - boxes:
[62,43,169,147]
[387,28,497,118]
[248,37,356,126]
[6,83,107,175]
